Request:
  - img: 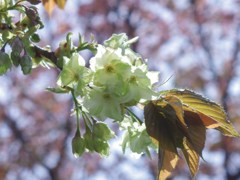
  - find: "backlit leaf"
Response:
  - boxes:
[184,110,206,157]
[0,52,12,75]
[20,55,32,75]
[128,129,153,154]
[42,0,55,16]
[163,95,187,127]
[120,115,155,155]
[146,89,239,178]
[30,33,41,43]
[162,95,206,156]
[2,30,15,41]
[160,89,239,137]
[158,149,179,180]
[182,138,200,177]
[144,100,185,153]
[54,0,67,9]
[11,37,24,58]
[11,52,21,67]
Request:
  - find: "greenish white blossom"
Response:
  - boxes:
[57,53,92,96]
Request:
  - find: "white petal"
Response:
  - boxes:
[147,71,159,85]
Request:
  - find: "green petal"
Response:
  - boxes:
[83,88,124,121]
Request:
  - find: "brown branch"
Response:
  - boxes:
[221,24,240,180]
[192,3,219,82]
[0,23,12,30]
[1,105,26,143]
[1,99,72,179]
[221,24,240,110]
[33,45,61,70]
[48,121,72,179]
[45,102,72,180]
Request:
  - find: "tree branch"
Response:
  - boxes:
[33,45,61,70]
[192,2,219,82]
[45,101,72,180]
[192,2,240,179]
[221,24,240,110]
[1,105,26,143]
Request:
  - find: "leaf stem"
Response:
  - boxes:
[125,107,143,124]
[82,111,94,132]
[71,90,80,133]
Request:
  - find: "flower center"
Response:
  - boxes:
[74,73,79,81]
[105,64,114,73]
[129,76,137,83]
[103,93,111,99]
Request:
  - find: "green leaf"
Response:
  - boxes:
[93,122,115,141]
[160,89,239,137]
[11,51,21,67]
[0,0,6,9]
[11,37,24,56]
[120,115,156,155]
[158,149,179,180]
[72,130,85,157]
[128,129,152,154]
[2,30,15,41]
[0,51,12,75]
[30,33,41,43]
[104,33,128,49]
[11,37,24,67]
[20,55,32,75]
[25,45,36,58]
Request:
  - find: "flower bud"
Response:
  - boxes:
[71,130,85,157]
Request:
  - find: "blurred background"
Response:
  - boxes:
[1,0,240,179]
